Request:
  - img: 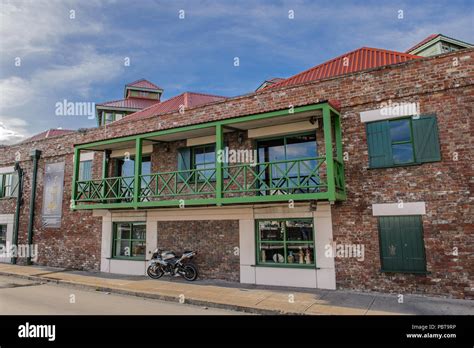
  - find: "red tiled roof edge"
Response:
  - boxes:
[112,92,227,125]
[263,47,421,90]
[22,129,76,143]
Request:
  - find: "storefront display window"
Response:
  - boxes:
[256,219,315,267]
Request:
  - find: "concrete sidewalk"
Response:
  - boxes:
[0,264,472,315]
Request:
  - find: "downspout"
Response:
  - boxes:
[11,162,24,265]
[26,149,41,265]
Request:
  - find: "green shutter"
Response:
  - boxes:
[399,216,426,272]
[177,147,191,182]
[412,115,441,163]
[366,121,393,168]
[378,216,426,273]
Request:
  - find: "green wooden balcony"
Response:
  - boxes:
[71,102,346,210]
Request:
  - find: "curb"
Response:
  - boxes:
[0,271,298,315]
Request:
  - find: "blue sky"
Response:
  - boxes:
[0,0,473,144]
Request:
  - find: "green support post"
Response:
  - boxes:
[334,111,346,194]
[27,149,41,265]
[71,147,80,208]
[101,150,110,202]
[334,112,343,162]
[133,138,143,208]
[323,105,336,202]
[215,124,224,205]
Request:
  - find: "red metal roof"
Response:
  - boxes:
[22,129,75,143]
[265,47,420,90]
[126,79,162,90]
[114,92,227,124]
[405,34,439,53]
[97,97,160,110]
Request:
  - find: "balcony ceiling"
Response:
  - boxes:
[81,108,323,151]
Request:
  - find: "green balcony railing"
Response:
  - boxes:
[139,167,217,200]
[75,157,336,206]
[223,157,326,196]
[76,175,134,202]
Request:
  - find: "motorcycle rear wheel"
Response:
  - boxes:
[182,263,198,281]
[147,264,164,279]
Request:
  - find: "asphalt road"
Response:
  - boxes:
[0,275,241,315]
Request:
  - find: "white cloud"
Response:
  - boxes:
[0,0,104,56]
[0,117,29,145]
[0,77,34,108]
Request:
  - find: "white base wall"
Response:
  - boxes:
[248,266,318,288]
[96,203,336,290]
[0,214,14,264]
[108,259,147,275]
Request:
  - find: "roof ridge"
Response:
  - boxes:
[362,46,420,58]
[264,46,367,90]
[126,78,161,89]
[266,46,420,90]
[183,91,227,98]
[126,78,147,86]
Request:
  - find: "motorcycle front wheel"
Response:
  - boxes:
[147,264,164,279]
[181,263,198,281]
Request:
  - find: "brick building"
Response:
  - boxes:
[0,36,472,299]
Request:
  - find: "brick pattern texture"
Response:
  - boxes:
[156,220,240,281]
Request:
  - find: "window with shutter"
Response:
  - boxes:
[412,115,441,163]
[366,115,441,168]
[366,121,393,168]
[378,215,427,273]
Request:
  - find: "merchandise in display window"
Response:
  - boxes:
[256,219,315,267]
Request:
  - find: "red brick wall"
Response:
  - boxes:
[156,220,240,281]
[331,86,473,299]
[0,49,472,297]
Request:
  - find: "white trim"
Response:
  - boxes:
[110,145,153,158]
[186,135,216,147]
[0,166,14,174]
[0,214,14,263]
[372,202,426,216]
[247,121,318,139]
[360,103,419,123]
[80,152,94,162]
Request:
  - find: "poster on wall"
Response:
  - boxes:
[42,162,65,228]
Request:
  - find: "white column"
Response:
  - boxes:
[239,219,256,284]
[314,202,336,290]
[146,218,157,261]
[99,211,112,272]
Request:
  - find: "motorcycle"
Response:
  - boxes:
[147,248,198,281]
